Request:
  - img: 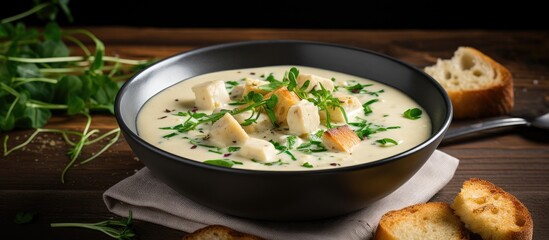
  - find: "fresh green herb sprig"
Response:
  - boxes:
[1,0,72,25]
[308,83,347,128]
[51,211,135,240]
[258,67,345,128]
[3,114,121,183]
[302,162,313,168]
[284,67,309,99]
[1,2,152,183]
[259,73,286,92]
[258,67,309,99]
[160,92,278,138]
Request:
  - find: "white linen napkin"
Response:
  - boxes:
[103,150,458,239]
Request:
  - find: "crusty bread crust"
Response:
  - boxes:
[374,202,470,240]
[183,225,264,240]
[321,125,361,153]
[452,178,533,240]
[425,47,514,119]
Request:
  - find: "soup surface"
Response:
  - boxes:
[137,66,431,170]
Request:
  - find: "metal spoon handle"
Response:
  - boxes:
[443,117,529,141]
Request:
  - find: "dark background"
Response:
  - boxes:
[1,1,547,29]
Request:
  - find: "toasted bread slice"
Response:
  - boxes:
[321,125,361,153]
[183,225,264,240]
[424,47,513,119]
[374,202,470,240]
[452,178,533,240]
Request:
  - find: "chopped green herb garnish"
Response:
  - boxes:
[287,135,297,149]
[368,89,385,97]
[349,118,400,140]
[362,99,379,115]
[227,146,241,152]
[376,138,398,145]
[173,111,188,117]
[203,159,242,168]
[252,159,289,166]
[269,138,297,160]
[302,162,313,168]
[162,92,278,135]
[345,83,384,96]
[226,80,239,86]
[189,139,217,148]
[296,130,327,153]
[346,83,373,93]
[208,149,223,154]
[403,108,422,120]
[162,132,178,139]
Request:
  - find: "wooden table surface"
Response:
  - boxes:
[1,28,548,239]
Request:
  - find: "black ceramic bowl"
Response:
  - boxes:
[115,40,452,221]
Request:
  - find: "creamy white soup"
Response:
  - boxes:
[137,66,431,170]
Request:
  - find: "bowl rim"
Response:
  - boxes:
[115,40,453,176]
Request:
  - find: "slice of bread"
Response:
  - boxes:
[374,202,470,240]
[452,178,533,240]
[183,225,264,240]
[424,47,514,119]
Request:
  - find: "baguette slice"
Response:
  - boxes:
[375,202,470,240]
[183,225,264,240]
[424,47,513,119]
[452,178,533,240]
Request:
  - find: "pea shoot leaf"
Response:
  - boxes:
[21,107,51,128]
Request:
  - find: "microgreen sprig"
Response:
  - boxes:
[51,211,135,240]
[308,83,347,128]
[1,2,151,183]
[160,92,278,137]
